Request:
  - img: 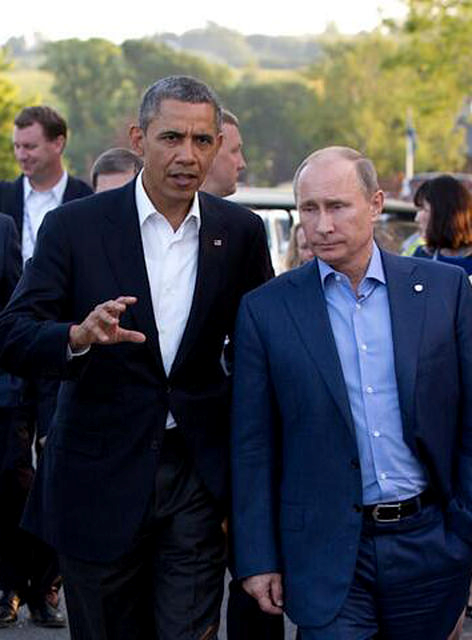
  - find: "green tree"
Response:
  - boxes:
[0,50,24,180]
[43,38,135,176]
[226,79,320,185]
[121,38,232,99]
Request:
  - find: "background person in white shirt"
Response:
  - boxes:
[0,106,92,629]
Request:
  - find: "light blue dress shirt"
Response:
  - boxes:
[318,244,427,504]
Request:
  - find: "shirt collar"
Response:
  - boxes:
[135,170,201,232]
[318,242,385,289]
[23,171,68,202]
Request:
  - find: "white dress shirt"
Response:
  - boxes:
[22,172,68,262]
[135,171,200,428]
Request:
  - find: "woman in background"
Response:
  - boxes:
[413,175,472,275]
[285,223,314,270]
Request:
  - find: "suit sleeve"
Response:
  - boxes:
[447,271,472,542]
[0,209,77,379]
[243,215,274,292]
[231,294,282,579]
[0,215,21,310]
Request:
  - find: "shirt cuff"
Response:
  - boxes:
[66,344,91,360]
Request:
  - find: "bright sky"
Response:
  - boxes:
[1,0,406,45]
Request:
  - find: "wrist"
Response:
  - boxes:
[69,324,90,352]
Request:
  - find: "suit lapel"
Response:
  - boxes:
[170,193,226,376]
[283,261,355,435]
[381,251,426,448]
[101,182,166,376]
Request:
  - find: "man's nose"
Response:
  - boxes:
[238,152,247,172]
[177,139,197,164]
[317,210,334,234]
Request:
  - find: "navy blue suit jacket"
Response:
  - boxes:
[0,182,273,562]
[0,174,92,238]
[231,251,472,627]
[0,174,93,438]
[0,214,22,409]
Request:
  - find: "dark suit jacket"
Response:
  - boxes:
[0,182,273,563]
[0,174,93,239]
[231,251,472,628]
[0,214,22,409]
[0,173,93,438]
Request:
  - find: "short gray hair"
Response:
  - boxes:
[293,146,379,202]
[139,76,222,133]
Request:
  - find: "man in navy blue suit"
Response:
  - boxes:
[231,146,472,639]
[0,106,92,628]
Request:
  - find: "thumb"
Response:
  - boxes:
[270,577,283,608]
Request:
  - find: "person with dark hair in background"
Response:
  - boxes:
[0,105,92,629]
[413,174,472,276]
[231,146,472,640]
[0,76,273,640]
[91,147,144,193]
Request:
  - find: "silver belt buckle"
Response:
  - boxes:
[371,502,402,522]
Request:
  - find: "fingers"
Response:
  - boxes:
[242,574,283,615]
[116,328,146,343]
[69,296,145,350]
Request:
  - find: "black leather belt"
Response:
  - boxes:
[363,489,434,523]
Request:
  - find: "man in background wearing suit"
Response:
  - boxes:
[231,146,472,639]
[0,76,273,640]
[0,105,92,628]
[202,107,284,640]
[91,147,143,193]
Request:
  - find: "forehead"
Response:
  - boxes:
[13,122,47,143]
[148,99,217,133]
[222,123,241,145]
[298,157,363,201]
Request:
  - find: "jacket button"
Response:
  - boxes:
[353,504,362,513]
[351,458,360,469]
[151,440,159,451]
[167,386,172,394]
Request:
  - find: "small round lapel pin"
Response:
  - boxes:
[413,283,424,292]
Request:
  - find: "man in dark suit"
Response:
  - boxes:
[201,107,284,640]
[0,76,273,640]
[0,106,92,628]
[231,146,472,639]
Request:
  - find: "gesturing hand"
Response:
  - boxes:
[242,573,283,615]
[69,296,146,352]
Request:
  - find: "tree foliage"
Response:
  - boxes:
[0,50,24,180]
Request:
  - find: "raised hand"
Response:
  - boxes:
[69,296,146,351]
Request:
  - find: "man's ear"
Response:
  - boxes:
[370,190,385,222]
[215,131,223,154]
[129,125,144,156]
[54,135,66,155]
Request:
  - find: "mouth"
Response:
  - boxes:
[168,172,199,188]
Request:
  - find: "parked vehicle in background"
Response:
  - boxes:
[229,187,417,273]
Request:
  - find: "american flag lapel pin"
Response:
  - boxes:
[213,238,223,247]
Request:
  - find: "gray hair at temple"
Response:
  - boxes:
[90,148,143,190]
[138,76,223,133]
[293,146,379,202]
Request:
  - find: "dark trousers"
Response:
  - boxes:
[297,503,472,639]
[227,578,285,640]
[60,429,226,640]
[0,405,59,605]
